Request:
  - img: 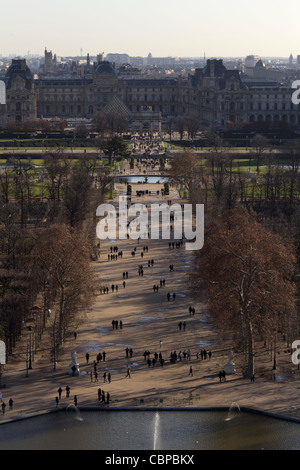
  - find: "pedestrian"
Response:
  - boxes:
[98,388,102,401]
[55,397,59,407]
[103,372,106,383]
[95,371,98,382]
[8,398,13,411]
[189,366,193,376]
[106,392,110,404]
[58,387,62,399]
[74,332,77,340]
[66,386,70,398]
[74,395,78,406]
[86,352,90,363]
[251,373,255,383]
[108,372,111,383]
[126,367,131,378]
[218,371,223,382]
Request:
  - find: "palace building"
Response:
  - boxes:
[0,57,299,131]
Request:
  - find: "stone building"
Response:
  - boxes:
[1,59,36,124]
[0,57,299,131]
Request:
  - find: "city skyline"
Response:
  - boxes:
[1,0,299,59]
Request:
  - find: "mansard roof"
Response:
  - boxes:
[191,60,245,89]
[5,59,34,90]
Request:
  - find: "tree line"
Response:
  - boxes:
[169,136,300,377]
[0,151,113,366]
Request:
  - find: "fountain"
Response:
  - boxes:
[225,402,241,421]
[153,411,160,450]
[66,404,83,421]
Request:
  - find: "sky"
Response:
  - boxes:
[1,0,299,59]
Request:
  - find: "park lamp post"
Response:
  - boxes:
[26,326,33,377]
[272,328,277,371]
[28,326,33,370]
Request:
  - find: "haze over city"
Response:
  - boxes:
[1,0,299,58]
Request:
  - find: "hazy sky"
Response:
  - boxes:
[1,0,299,58]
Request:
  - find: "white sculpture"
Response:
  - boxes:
[225,350,236,375]
[69,350,80,376]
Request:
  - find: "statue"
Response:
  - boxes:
[69,350,80,376]
[225,350,236,375]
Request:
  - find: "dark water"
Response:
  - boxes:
[0,410,299,450]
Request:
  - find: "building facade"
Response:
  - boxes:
[0,57,299,131]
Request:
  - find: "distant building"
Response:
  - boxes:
[0,57,300,130]
[1,59,36,123]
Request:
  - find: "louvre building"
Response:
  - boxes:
[0,57,299,131]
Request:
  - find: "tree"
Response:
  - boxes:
[192,207,296,377]
[174,116,186,140]
[62,168,93,228]
[74,123,89,139]
[185,116,201,140]
[92,112,107,135]
[99,136,131,165]
[43,150,70,202]
[168,151,203,195]
[32,224,96,351]
[251,134,270,173]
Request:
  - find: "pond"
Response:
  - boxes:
[0,409,299,450]
[115,176,168,184]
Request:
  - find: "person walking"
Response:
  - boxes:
[57,387,62,400]
[74,395,78,406]
[189,366,193,377]
[8,398,13,411]
[126,367,131,378]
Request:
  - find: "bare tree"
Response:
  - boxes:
[32,224,96,351]
[192,207,296,377]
